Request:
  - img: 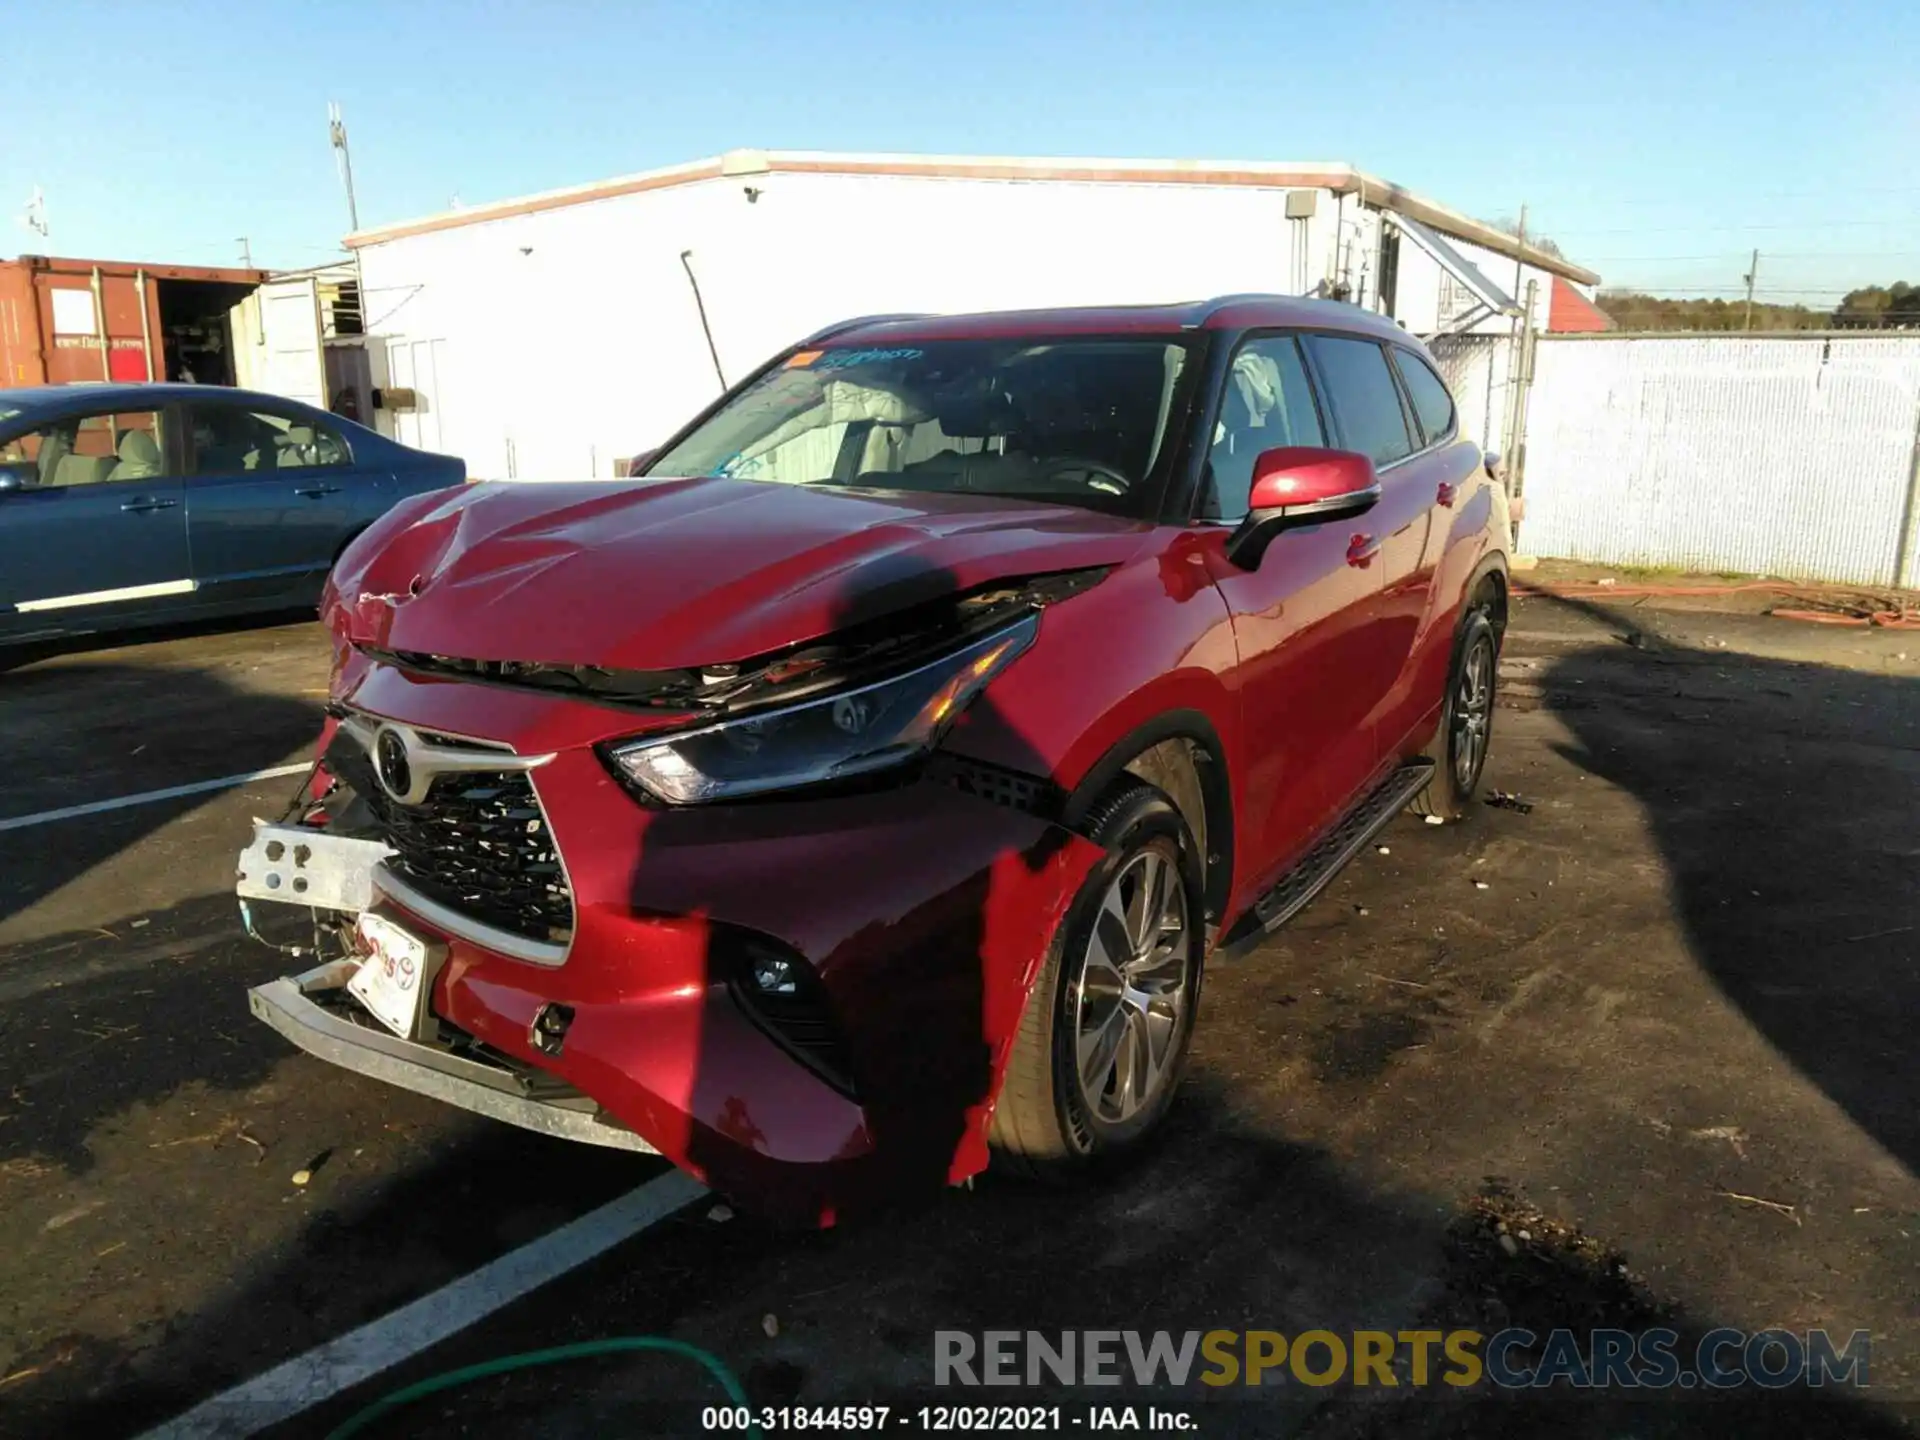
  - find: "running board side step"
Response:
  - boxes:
[1212,759,1436,963]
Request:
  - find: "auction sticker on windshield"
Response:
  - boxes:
[348,912,441,1039]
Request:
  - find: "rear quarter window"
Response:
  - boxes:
[1302,335,1413,467]
[1392,349,1458,446]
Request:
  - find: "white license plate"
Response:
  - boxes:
[347,912,440,1039]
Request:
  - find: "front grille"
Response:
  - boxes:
[325,728,575,947]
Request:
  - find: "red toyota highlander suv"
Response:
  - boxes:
[237,296,1508,1224]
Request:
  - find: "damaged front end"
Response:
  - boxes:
[234,746,656,1154]
[351,566,1110,721]
[237,556,1121,1219]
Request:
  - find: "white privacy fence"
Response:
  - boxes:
[1517,334,1920,589]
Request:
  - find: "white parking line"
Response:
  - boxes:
[0,763,313,834]
[137,1169,708,1440]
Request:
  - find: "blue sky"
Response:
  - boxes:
[8,0,1917,302]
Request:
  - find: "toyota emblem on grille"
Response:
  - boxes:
[374,726,418,804]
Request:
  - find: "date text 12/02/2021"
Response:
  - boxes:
[702,1406,1197,1431]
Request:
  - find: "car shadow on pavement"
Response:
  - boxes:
[0,892,308,1173]
[0,657,325,929]
[1534,593,1920,1183]
[23,1078,1912,1440]
[0,608,321,677]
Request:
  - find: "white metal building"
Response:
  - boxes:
[345,150,1600,480]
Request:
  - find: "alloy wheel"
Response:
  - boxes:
[1071,846,1192,1125]
[1451,630,1496,793]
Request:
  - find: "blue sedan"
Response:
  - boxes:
[0,383,463,645]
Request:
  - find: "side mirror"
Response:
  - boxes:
[1224,447,1380,569]
[0,461,34,494]
[1482,449,1505,483]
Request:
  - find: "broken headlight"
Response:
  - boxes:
[607,615,1038,804]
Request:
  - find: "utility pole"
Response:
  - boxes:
[1511,203,1528,307]
[328,101,361,234]
[237,237,253,268]
[1505,203,1529,472]
[1743,249,1759,331]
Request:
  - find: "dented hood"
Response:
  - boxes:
[327,477,1151,669]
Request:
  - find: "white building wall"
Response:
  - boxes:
[353,170,1573,480]
[356,173,1342,480]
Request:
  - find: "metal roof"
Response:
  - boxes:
[342,149,1601,287]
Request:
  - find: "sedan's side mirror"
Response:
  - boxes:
[0,461,34,494]
[1224,447,1380,569]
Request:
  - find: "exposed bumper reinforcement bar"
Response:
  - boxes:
[248,962,657,1154]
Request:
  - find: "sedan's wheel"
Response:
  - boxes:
[990,782,1203,1178]
[1412,596,1501,821]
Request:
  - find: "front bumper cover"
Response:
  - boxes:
[249,959,656,1153]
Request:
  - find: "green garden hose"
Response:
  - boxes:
[324,1335,761,1439]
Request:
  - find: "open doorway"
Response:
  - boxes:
[157,279,253,385]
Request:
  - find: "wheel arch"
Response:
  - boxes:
[1468,553,1509,639]
[1060,708,1236,929]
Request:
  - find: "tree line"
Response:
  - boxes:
[1476,218,1919,331]
[1594,283,1920,332]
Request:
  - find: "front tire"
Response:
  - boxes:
[990,783,1204,1179]
[1412,599,1500,821]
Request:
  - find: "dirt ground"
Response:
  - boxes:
[0,588,1916,1438]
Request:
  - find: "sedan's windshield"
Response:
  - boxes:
[648,337,1197,517]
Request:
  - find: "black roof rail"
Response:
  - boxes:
[1194,293,1298,323]
[799,313,935,346]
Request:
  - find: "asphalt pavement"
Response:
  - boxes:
[1,599,1917,1439]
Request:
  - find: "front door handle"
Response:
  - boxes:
[120,497,179,513]
[1346,533,1380,568]
[294,485,343,498]
[1436,481,1457,508]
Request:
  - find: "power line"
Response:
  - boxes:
[1548,184,1920,210]
[1554,218,1920,236]
[1580,250,1920,263]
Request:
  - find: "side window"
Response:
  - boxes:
[1392,349,1457,446]
[1203,335,1326,519]
[186,405,351,477]
[1302,336,1414,468]
[0,410,169,489]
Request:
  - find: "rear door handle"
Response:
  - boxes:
[1346,533,1380,568]
[294,485,343,498]
[120,497,179,513]
[1436,481,1457,508]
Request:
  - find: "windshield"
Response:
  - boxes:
[649,337,1198,517]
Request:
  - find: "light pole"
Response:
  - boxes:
[328,102,361,235]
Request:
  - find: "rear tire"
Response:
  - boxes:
[990,783,1204,1180]
[1411,598,1500,821]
